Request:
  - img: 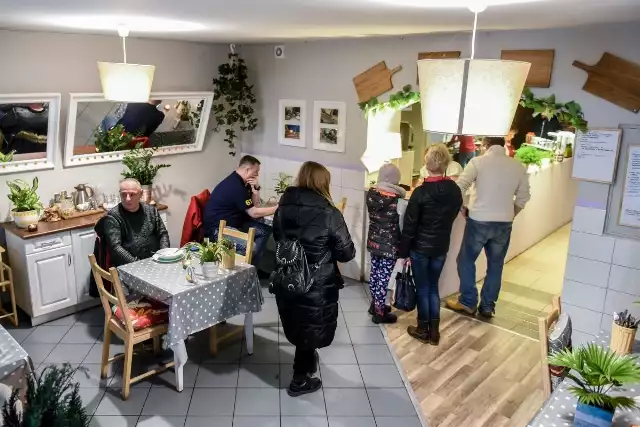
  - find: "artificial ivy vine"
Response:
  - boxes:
[212,50,258,156]
[358,85,420,117]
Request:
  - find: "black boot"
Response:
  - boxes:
[287,374,322,397]
[428,319,440,345]
[369,301,392,316]
[407,321,429,343]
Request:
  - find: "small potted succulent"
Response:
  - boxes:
[7,177,43,229]
[610,310,640,355]
[219,237,236,269]
[183,238,222,279]
[548,344,640,427]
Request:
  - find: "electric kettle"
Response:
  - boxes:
[73,184,94,212]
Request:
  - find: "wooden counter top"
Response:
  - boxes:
[1,204,168,240]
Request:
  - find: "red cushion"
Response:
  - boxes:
[113,297,168,331]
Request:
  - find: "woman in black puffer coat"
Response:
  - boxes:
[273,161,356,397]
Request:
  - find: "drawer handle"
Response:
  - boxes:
[68,254,71,266]
[40,241,58,248]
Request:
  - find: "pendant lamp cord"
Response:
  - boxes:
[121,36,127,64]
[470,11,478,60]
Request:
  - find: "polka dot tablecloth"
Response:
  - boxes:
[0,324,30,401]
[118,260,264,348]
[528,332,640,427]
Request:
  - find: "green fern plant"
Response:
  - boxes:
[183,238,223,264]
[1,363,89,427]
[548,343,640,412]
[121,144,171,186]
[7,178,43,212]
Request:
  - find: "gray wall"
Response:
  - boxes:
[242,22,640,169]
[0,30,233,245]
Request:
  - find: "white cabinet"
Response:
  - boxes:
[71,229,97,303]
[26,245,77,317]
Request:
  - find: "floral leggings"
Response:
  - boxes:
[369,255,396,312]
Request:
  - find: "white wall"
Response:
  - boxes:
[0,30,234,245]
[242,22,640,170]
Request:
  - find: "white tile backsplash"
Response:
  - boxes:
[563,256,611,288]
[342,169,366,190]
[572,206,606,235]
[612,238,640,269]
[601,314,613,333]
[562,303,603,335]
[608,265,640,296]
[603,289,640,319]
[568,231,615,263]
[571,330,597,347]
[327,166,343,188]
[561,280,607,312]
[342,188,365,210]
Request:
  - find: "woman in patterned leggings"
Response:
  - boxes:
[365,164,407,324]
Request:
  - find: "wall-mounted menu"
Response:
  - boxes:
[572,128,621,183]
[619,145,640,227]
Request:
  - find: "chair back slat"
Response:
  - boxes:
[538,295,562,398]
[88,254,134,333]
[218,220,255,265]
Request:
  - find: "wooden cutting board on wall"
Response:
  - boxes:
[353,61,402,103]
[416,51,461,84]
[501,49,554,88]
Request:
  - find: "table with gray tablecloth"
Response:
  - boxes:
[528,332,640,427]
[0,325,32,404]
[118,259,263,391]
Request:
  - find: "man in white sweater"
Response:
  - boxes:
[446,136,531,318]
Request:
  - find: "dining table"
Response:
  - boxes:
[117,258,264,391]
[528,332,640,427]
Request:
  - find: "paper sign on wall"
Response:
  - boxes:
[572,128,622,183]
[619,145,640,227]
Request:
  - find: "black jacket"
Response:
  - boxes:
[274,187,356,350]
[399,178,463,258]
[366,188,400,259]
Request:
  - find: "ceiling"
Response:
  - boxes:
[1,0,639,43]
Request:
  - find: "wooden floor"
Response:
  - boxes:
[386,309,545,427]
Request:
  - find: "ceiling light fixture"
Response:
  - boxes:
[417,5,530,136]
[97,25,155,103]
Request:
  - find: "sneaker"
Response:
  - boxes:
[445,298,477,315]
[372,311,398,324]
[287,375,322,397]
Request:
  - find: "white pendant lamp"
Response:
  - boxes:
[417,5,530,136]
[98,26,155,102]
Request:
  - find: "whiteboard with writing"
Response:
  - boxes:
[572,128,622,183]
[619,146,640,227]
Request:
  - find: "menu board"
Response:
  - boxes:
[619,146,640,227]
[572,128,622,183]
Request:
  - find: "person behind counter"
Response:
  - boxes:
[400,144,462,345]
[446,136,531,318]
[103,178,170,266]
[447,134,477,168]
[365,163,407,324]
[505,127,519,158]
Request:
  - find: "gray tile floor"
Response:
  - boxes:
[4,280,423,427]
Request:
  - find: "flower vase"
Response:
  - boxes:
[141,185,152,203]
[610,322,636,355]
[222,251,235,269]
[574,402,613,427]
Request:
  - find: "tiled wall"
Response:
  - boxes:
[244,153,367,280]
[562,203,640,346]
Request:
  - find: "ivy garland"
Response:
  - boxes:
[212,52,258,156]
[358,85,420,117]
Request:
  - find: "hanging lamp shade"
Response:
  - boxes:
[98,62,155,103]
[417,59,530,136]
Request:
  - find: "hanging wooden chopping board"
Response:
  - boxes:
[573,52,640,113]
[353,61,402,103]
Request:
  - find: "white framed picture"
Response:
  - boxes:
[278,99,306,148]
[313,101,346,153]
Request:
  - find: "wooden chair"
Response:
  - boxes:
[210,220,257,356]
[336,197,347,214]
[538,295,562,398]
[0,247,18,327]
[88,254,174,400]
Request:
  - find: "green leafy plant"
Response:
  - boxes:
[520,88,588,132]
[548,344,640,412]
[7,177,43,212]
[2,363,89,427]
[274,172,293,195]
[218,237,236,256]
[121,144,171,186]
[183,238,223,264]
[212,52,258,156]
[557,100,588,132]
[358,85,420,117]
[515,145,544,167]
[94,124,135,153]
[0,150,16,163]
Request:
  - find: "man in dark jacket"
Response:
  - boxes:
[103,178,170,266]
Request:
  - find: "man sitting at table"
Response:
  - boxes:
[103,178,170,266]
[203,155,277,268]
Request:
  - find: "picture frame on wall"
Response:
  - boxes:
[313,101,346,153]
[278,99,306,147]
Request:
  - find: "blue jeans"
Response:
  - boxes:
[410,251,447,322]
[458,151,476,168]
[211,219,272,267]
[457,218,513,312]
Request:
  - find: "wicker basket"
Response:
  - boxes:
[610,322,636,355]
[222,251,235,269]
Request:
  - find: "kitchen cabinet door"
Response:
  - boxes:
[26,246,77,316]
[71,229,97,303]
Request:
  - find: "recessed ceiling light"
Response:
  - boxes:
[368,0,545,8]
[37,15,207,33]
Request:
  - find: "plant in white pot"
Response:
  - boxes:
[183,238,222,279]
[7,178,43,229]
[121,144,171,203]
[548,343,640,427]
[274,172,292,200]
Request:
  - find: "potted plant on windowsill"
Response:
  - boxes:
[548,344,640,427]
[183,238,222,279]
[6,177,43,229]
[121,144,171,203]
